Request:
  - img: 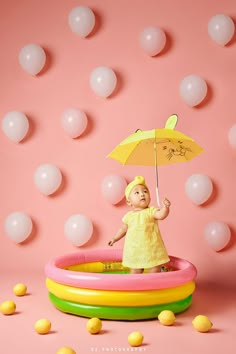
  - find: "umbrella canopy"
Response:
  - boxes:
[108,116,203,166]
[107,114,203,206]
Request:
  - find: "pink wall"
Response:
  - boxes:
[0,0,235,288]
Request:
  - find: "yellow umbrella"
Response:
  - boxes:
[107,114,203,206]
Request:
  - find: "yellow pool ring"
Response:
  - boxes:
[46,278,195,307]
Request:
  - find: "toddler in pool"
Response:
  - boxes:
[108,176,171,274]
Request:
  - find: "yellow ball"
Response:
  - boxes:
[56,347,76,354]
[192,315,213,333]
[13,283,27,296]
[158,310,176,326]
[86,317,102,334]
[128,331,144,347]
[0,300,16,315]
[34,318,51,334]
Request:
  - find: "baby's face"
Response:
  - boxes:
[127,184,151,209]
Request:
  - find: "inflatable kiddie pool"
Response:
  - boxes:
[45,249,197,321]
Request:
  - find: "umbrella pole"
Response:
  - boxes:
[156,185,161,208]
[154,140,161,207]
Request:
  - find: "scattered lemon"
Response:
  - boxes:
[128,331,144,347]
[192,315,213,332]
[158,310,176,326]
[56,347,76,354]
[13,283,27,296]
[34,318,51,334]
[0,300,16,315]
[86,317,102,334]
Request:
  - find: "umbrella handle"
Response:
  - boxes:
[154,139,161,208]
[156,186,161,208]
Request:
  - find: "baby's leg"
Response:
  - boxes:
[148,265,161,273]
[130,268,144,274]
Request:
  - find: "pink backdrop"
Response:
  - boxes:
[0,1,235,353]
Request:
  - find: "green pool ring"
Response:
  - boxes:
[48,292,192,321]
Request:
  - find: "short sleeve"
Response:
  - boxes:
[149,206,158,217]
[122,211,132,224]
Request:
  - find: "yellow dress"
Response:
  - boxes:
[122,207,169,269]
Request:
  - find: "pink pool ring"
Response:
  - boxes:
[45,248,197,291]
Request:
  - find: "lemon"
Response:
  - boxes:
[86,317,102,334]
[192,315,213,332]
[56,347,76,354]
[0,300,16,315]
[128,331,144,347]
[13,283,27,296]
[158,310,176,325]
[34,318,51,334]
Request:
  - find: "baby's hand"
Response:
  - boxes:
[108,239,115,246]
[163,198,171,208]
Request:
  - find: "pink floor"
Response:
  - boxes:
[1,272,235,354]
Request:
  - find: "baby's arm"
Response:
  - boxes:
[108,223,128,246]
[154,198,171,220]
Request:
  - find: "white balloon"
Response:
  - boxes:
[204,221,231,251]
[179,75,208,107]
[64,214,93,246]
[61,108,88,138]
[185,174,213,205]
[2,111,29,142]
[68,6,95,37]
[228,124,236,148]
[90,66,117,98]
[5,212,33,243]
[101,175,127,204]
[208,14,235,46]
[139,26,166,56]
[34,164,62,195]
[19,43,46,76]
